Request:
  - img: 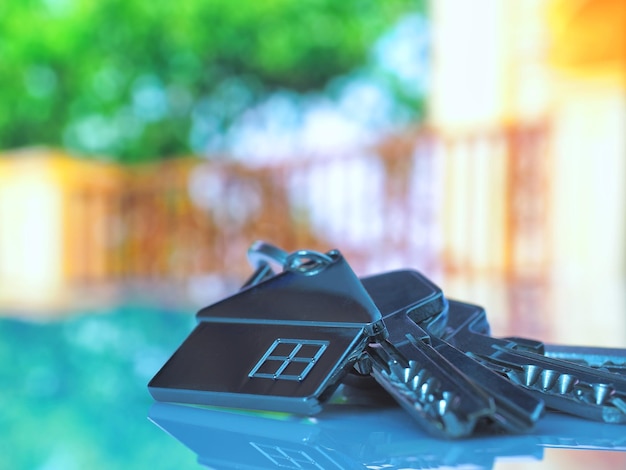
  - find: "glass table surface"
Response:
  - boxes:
[2,304,625,470]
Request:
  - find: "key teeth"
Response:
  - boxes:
[391,361,431,391]
[523,364,541,387]
[413,369,431,391]
[382,361,464,425]
[519,366,572,394]
[557,374,576,395]
[437,391,457,416]
[420,377,440,400]
[540,369,559,391]
[593,384,613,406]
[403,361,420,384]
[512,362,621,408]
[407,360,420,382]
[388,360,405,380]
[386,362,433,392]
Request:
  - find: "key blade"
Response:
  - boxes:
[361,270,447,326]
[367,313,496,438]
[360,272,540,437]
[544,344,626,374]
[489,347,626,423]
[441,299,491,342]
[445,300,626,424]
[367,282,542,434]
[367,343,495,439]
[430,336,545,433]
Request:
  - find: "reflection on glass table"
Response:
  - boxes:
[149,397,626,470]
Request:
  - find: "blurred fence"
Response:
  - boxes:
[0,122,551,319]
[60,121,550,280]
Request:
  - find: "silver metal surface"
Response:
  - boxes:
[444,300,626,424]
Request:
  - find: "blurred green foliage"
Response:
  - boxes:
[0,0,421,163]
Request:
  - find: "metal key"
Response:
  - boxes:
[242,246,475,432]
[364,315,497,438]
[149,248,386,415]
[443,300,626,423]
[360,271,544,436]
[238,256,499,438]
[502,336,626,376]
[359,271,501,438]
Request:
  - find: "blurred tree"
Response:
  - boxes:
[0,0,422,163]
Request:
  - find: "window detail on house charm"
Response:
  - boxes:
[248,339,329,381]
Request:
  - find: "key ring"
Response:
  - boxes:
[284,249,335,276]
[247,240,289,269]
[247,241,335,277]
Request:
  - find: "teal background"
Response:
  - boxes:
[0,305,199,469]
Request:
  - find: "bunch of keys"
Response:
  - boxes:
[149,242,626,438]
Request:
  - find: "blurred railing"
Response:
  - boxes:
[0,122,551,324]
[60,121,550,281]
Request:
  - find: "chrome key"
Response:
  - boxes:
[359,271,501,438]
[360,270,450,337]
[443,300,626,423]
[503,337,626,375]
[361,271,544,435]
[364,314,497,438]
[428,335,545,433]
